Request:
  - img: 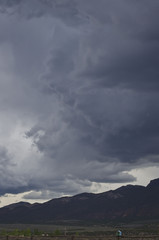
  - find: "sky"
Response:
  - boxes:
[0,0,159,207]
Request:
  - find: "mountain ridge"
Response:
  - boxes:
[0,178,159,223]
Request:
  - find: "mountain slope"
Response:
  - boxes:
[0,178,159,223]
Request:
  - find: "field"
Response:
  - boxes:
[0,222,159,240]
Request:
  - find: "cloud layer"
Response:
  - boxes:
[0,0,159,200]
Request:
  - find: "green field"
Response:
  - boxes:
[0,221,159,238]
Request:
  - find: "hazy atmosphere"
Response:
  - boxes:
[0,0,159,207]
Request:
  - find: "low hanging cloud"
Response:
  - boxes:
[0,0,159,199]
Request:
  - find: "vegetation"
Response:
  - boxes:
[0,222,159,237]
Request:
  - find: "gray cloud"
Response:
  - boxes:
[0,0,82,26]
[0,0,159,200]
[0,146,29,195]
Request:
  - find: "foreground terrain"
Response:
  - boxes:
[0,222,159,238]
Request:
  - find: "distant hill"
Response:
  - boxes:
[1,178,159,224]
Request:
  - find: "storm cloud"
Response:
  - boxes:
[0,0,159,203]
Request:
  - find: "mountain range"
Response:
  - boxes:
[0,178,159,224]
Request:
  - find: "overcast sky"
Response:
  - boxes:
[0,0,159,207]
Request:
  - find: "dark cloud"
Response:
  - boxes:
[0,0,82,26]
[0,0,159,200]
[0,146,27,195]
